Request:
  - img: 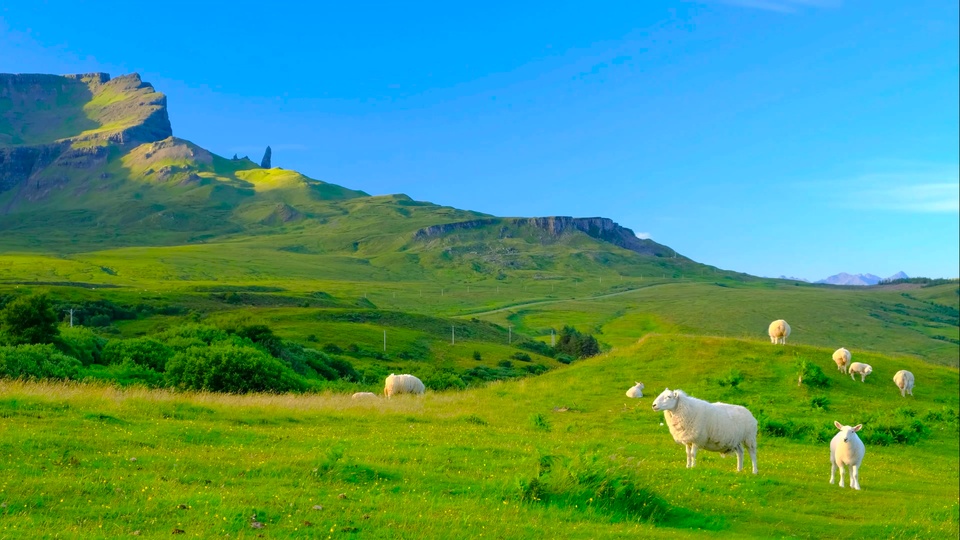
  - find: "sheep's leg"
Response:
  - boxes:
[685,444,697,468]
[734,446,744,472]
[851,465,860,490]
[830,461,836,484]
[861,374,866,383]
[747,443,758,474]
[901,387,906,397]
[838,465,846,488]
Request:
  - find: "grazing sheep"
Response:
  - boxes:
[893,370,915,397]
[351,392,378,399]
[832,348,851,374]
[830,421,865,490]
[768,319,791,345]
[625,382,645,398]
[651,388,758,474]
[848,362,873,382]
[383,373,425,398]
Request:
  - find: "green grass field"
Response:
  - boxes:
[2,335,956,539]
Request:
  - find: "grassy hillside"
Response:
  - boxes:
[2,335,956,538]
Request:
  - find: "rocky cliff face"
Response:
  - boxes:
[0,72,172,199]
[415,216,673,257]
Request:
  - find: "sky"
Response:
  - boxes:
[1,0,958,280]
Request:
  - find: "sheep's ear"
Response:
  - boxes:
[853,424,863,432]
[672,390,679,397]
[834,421,843,430]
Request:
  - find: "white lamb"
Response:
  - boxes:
[848,362,873,382]
[351,392,378,399]
[625,382,645,398]
[768,319,791,345]
[832,348,851,374]
[383,373,425,398]
[893,370,915,397]
[651,388,758,474]
[830,421,865,490]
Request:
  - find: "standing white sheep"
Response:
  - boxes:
[848,362,873,382]
[893,370,915,397]
[625,382,645,398]
[832,348,851,374]
[830,421,865,490]
[383,373,425,398]
[651,388,758,474]
[768,319,791,345]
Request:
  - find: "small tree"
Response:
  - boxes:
[0,294,60,345]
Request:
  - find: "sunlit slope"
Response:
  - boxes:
[3,335,956,538]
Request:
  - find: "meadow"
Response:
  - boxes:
[1,335,957,539]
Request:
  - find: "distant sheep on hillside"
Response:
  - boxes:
[651,388,758,474]
[848,362,873,382]
[893,370,915,397]
[768,319,791,345]
[384,373,425,398]
[625,382,645,398]
[830,421,865,490]
[351,392,378,399]
[832,348,851,374]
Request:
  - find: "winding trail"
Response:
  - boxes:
[456,281,675,318]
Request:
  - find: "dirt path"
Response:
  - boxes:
[457,282,671,318]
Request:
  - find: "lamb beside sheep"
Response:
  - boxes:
[384,373,425,398]
[351,392,378,399]
[848,362,873,382]
[830,421,865,490]
[651,388,758,474]
[832,348,851,374]
[625,382,645,398]
[893,370,915,397]
[768,319,791,345]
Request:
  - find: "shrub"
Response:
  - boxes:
[553,326,600,359]
[796,359,831,388]
[810,396,830,411]
[472,350,482,361]
[498,360,514,369]
[155,324,229,345]
[323,343,344,354]
[165,344,306,393]
[0,344,82,380]
[524,364,549,375]
[511,352,532,362]
[102,338,174,372]
[717,369,745,388]
[55,326,106,366]
[424,369,466,391]
[0,294,59,345]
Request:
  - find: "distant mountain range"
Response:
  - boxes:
[815,271,909,286]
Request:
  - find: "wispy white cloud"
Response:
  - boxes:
[809,165,960,213]
[851,182,959,213]
[635,232,652,240]
[698,0,840,13]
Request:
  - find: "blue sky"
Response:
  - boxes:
[1,0,958,280]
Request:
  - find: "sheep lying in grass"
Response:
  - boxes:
[830,421,865,490]
[768,319,791,345]
[651,388,758,474]
[625,382,645,398]
[893,370,915,397]
[848,362,873,382]
[832,348,851,374]
[384,373,425,398]
[351,392,378,399]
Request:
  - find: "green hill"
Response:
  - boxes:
[2,334,956,538]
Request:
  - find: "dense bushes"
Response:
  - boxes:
[553,326,600,360]
[0,344,82,380]
[103,338,174,371]
[166,344,306,393]
[56,326,106,366]
[0,294,59,345]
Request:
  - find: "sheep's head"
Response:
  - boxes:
[651,389,679,412]
[863,365,873,375]
[834,421,863,442]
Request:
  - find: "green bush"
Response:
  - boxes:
[0,294,59,345]
[155,324,229,346]
[511,352,532,362]
[0,344,82,380]
[797,359,831,388]
[472,350,482,361]
[165,344,306,393]
[553,326,600,359]
[424,369,466,391]
[55,326,106,366]
[102,338,174,372]
[717,369,745,388]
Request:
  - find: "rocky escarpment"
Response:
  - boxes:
[0,72,172,199]
[415,216,674,257]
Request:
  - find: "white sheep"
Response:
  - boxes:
[832,348,851,374]
[830,421,865,490]
[848,362,873,382]
[351,392,378,399]
[651,388,758,474]
[383,373,425,398]
[625,382,645,398]
[768,319,791,345]
[893,370,915,397]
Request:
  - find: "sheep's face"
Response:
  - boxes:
[863,365,873,375]
[651,389,678,412]
[834,421,863,442]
